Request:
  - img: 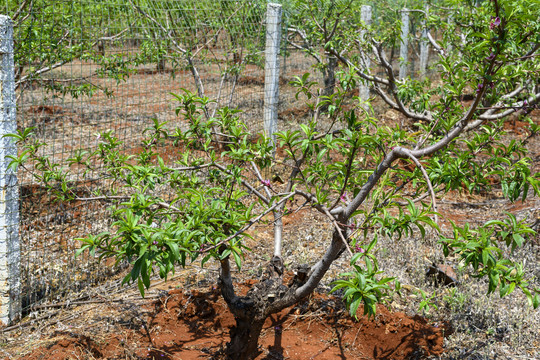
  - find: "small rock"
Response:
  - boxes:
[426,263,459,286]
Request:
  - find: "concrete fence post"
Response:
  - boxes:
[359,5,372,105]
[264,3,282,149]
[447,15,453,55]
[0,15,20,325]
[419,5,430,78]
[399,9,409,80]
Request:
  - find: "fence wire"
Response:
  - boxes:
[2,0,273,313]
[1,0,433,314]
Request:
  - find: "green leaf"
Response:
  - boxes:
[512,233,524,248]
[482,249,489,266]
[131,257,143,280]
[366,235,378,253]
[167,241,180,261]
[506,282,516,297]
[75,245,90,258]
[349,295,362,319]
[201,254,212,268]
[142,270,150,290]
[122,272,132,286]
[500,283,510,297]
[138,277,145,297]
[232,249,242,270]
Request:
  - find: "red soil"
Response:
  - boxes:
[16,286,446,360]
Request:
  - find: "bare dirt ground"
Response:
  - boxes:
[7,283,446,360]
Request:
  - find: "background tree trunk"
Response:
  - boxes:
[320,55,337,112]
[322,55,337,98]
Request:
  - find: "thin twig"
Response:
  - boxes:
[29,296,160,311]
[168,163,213,172]
[250,161,272,198]
[374,41,433,122]
[213,163,269,204]
[74,195,131,201]
[415,116,441,150]
[325,208,353,257]
[396,150,438,224]
[12,0,30,21]
[201,192,296,254]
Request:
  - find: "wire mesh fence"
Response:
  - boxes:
[3,0,274,315]
[0,0,437,318]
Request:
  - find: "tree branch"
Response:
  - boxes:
[374,42,433,122]
[16,61,69,90]
[329,48,390,86]
[201,192,296,255]
[426,31,446,56]
[219,257,238,307]
[213,163,269,205]
[329,138,359,211]
[294,231,344,300]
[126,0,206,99]
[343,52,500,219]
[476,91,540,122]
[397,150,438,224]
[168,163,213,172]
[12,0,30,22]
[250,161,283,258]
[288,27,323,64]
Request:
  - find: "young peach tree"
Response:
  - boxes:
[8,0,539,359]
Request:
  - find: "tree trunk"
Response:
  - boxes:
[219,255,314,360]
[220,255,291,360]
[156,57,166,72]
[226,317,265,360]
[322,55,337,98]
[320,55,338,113]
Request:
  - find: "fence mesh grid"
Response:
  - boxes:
[4,0,274,311]
[1,0,434,312]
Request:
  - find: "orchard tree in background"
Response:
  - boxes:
[7,0,136,98]
[127,0,266,105]
[286,0,347,99]
[6,0,266,105]
[8,0,540,359]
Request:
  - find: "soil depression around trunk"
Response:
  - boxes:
[16,284,447,360]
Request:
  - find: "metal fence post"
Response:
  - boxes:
[399,9,409,80]
[0,15,20,325]
[359,5,372,106]
[264,3,282,149]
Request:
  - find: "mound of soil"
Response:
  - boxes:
[15,286,446,360]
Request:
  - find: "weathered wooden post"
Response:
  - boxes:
[399,9,410,79]
[264,3,282,149]
[0,15,20,325]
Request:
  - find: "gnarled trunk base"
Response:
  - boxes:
[220,256,312,360]
[226,318,265,360]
